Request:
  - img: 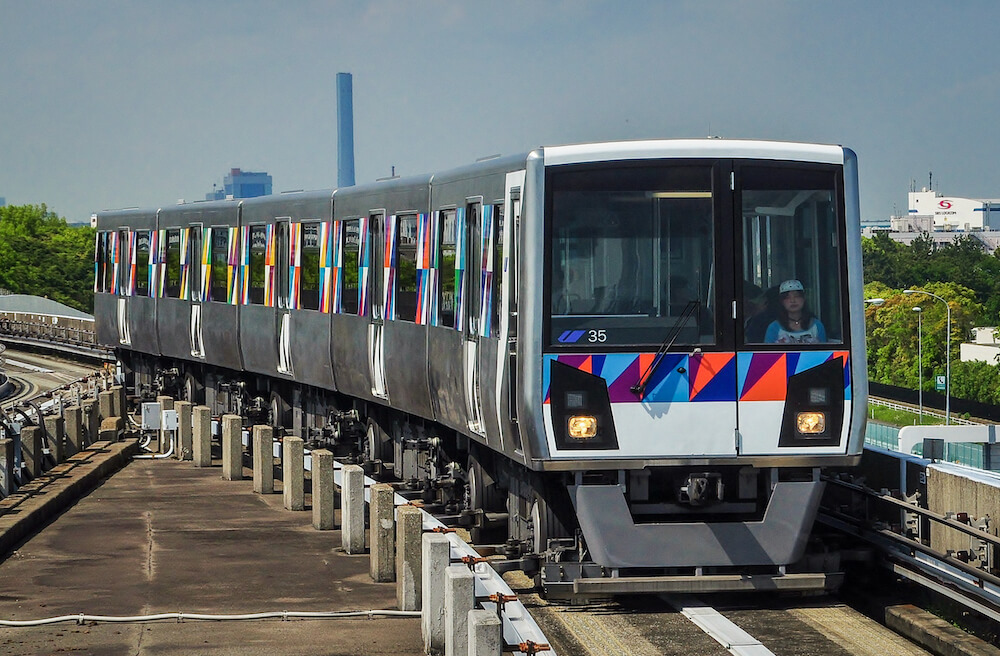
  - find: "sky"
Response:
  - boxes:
[2,0,999,224]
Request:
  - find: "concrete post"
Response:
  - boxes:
[83,399,99,448]
[252,425,275,494]
[98,390,114,422]
[63,406,83,457]
[369,483,396,582]
[174,401,193,461]
[282,436,304,511]
[311,449,335,529]
[192,405,212,467]
[221,414,243,481]
[0,438,14,497]
[422,532,452,655]
[445,565,475,656]
[43,415,65,464]
[467,609,502,656]
[111,385,126,420]
[156,395,174,454]
[21,426,44,477]
[396,505,423,611]
[341,464,365,554]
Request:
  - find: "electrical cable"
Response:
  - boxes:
[0,609,422,627]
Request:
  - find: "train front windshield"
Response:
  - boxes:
[547,161,846,349]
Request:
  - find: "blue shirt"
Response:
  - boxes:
[764,318,827,344]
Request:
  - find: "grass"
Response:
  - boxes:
[868,404,945,427]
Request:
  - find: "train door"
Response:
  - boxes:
[276,219,293,375]
[368,212,389,398]
[464,200,485,435]
[735,164,849,455]
[189,224,205,357]
[116,227,132,345]
[503,173,525,452]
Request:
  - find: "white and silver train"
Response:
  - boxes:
[93,139,867,593]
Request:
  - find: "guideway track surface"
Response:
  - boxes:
[0,455,423,656]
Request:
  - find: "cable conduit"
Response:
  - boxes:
[0,609,422,627]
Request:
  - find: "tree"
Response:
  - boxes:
[0,204,95,313]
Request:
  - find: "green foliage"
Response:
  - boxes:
[0,204,95,313]
[863,233,1000,407]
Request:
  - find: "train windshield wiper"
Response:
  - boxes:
[630,300,699,399]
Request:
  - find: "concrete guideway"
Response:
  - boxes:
[0,451,424,656]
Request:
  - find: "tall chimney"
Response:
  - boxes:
[337,72,356,187]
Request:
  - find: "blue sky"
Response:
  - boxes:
[2,1,999,223]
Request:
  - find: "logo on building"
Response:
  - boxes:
[938,200,952,209]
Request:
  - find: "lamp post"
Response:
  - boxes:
[913,306,922,423]
[904,290,950,425]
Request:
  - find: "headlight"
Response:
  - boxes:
[568,415,598,439]
[796,411,826,434]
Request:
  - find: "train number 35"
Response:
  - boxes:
[588,329,607,343]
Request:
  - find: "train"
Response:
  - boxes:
[93,138,867,594]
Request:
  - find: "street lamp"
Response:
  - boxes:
[913,306,922,423]
[904,290,950,425]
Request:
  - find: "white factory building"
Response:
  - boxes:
[864,188,1000,250]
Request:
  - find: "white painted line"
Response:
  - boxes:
[4,359,54,373]
[665,596,776,656]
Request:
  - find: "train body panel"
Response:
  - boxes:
[93,138,867,576]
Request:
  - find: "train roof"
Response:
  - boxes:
[540,138,847,167]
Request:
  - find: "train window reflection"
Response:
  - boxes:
[248,225,268,305]
[164,229,182,298]
[438,209,458,328]
[134,230,151,297]
[210,227,230,303]
[740,166,843,345]
[396,215,418,322]
[300,222,321,311]
[548,165,715,347]
[341,219,361,314]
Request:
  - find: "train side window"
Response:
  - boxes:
[95,232,108,293]
[395,214,418,322]
[210,227,230,303]
[248,225,267,305]
[117,229,130,296]
[164,228,182,298]
[300,221,321,311]
[740,166,843,345]
[491,204,504,337]
[134,230,151,297]
[437,209,457,328]
[341,219,361,314]
[276,221,290,309]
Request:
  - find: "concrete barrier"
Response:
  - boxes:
[369,483,395,582]
[83,399,99,448]
[111,385,126,421]
[21,426,44,477]
[64,406,83,458]
[282,436,304,511]
[252,425,274,494]
[467,609,502,656]
[422,532,451,655]
[192,405,212,467]
[445,564,475,656]
[98,416,122,442]
[98,390,114,422]
[0,438,14,497]
[43,415,65,464]
[341,464,365,554]
[174,401,193,461]
[396,505,423,611]
[221,415,243,481]
[311,449,335,530]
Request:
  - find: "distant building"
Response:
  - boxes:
[961,327,1000,365]
[864,187,1000,251]
[205,168,272,201]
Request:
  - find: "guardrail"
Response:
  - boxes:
[0,314,112,362]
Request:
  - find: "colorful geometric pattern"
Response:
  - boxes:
[331,219,344,313]
[415,213,435,325]
[229,226,242,305]
[179,227,190,300]
[318,221,333,312]
[478,205,494,337]
[288,222,301,309]
[383,216,397,319]
[148,229,162,298]
[200,227,212,302]
[543,351,850,404]
[263,223,276,307]
[110,232,122,295]
[358,215,371,316]
[128,231,138,296]
[453,207,467,331]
